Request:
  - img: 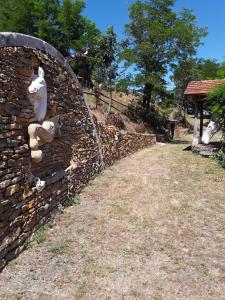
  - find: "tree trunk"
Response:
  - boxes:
[108,79,112,113]
[143,83,152,110]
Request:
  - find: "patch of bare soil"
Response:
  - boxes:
[92,107,139,133]
[84,89,140,133]
[1,136,225,300]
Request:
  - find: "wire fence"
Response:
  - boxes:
[83,89,129,114]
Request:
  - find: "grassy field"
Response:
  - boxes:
[0,136,225,299]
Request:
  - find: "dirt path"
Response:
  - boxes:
[1,139,225,300]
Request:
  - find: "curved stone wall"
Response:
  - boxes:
[0,33,156,270]
[0,32,103,163]
[0,33,104,269]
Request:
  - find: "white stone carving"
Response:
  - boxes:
[202,120,220,144]
[28,67,47,122]
[34,177,46,192]
[28,173,46,192]
[28,115,60,163]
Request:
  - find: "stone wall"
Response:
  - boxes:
[0,33,156,270]
[96,120,156,167]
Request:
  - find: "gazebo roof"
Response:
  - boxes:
[184,79,225,96]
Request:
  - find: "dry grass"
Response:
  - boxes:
[0,136,225,299]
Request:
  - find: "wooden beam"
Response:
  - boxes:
[193,98,198,138]
[199,100,204,138]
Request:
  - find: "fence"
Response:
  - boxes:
[83,90,129,114]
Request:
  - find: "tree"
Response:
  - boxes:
[0,0,38,34]
[207,83,225,128]
[121,0,207,109]
[216,62,225,79]
[57,0,90,55]
[199,59,220,79]
[33,0,64,52]
[115,75,134,93]
[172,58,202,106]
[172,58,220,108]
[173,58,223,110]
[0,0,99,56]
[89,27,118,112]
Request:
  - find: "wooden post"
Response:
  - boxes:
[199,100,204,138]
[193,99,198,138]
[94,87,99,109]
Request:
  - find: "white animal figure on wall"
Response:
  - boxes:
[28,67,47,122]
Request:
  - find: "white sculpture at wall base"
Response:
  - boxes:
[28,116,60,163]
[28,66,47,122]
[202,115,220,144]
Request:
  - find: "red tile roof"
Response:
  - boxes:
[184,79,225,96]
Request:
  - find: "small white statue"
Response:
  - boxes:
[28,116,60,163]
[34,177,46,192]
[202,120,220,144]
[28,173,46,193]
[28,67,47,122]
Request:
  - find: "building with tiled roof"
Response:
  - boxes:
[184,79,225,141]
[184,79,225,96]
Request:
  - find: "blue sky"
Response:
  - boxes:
[84,0,225,62]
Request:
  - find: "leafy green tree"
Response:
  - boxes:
[207,83,225,167]
[216,62,225,79]
[0,0,37,34]
[0,0,98,56]
[121,0,207,109]
[57,0,90,55]
[115,75,133,93]
[88,27,118,111]
[33,0,63,52]
[207,83,225,128]
[173,58,223,109]
[198,59,220,79]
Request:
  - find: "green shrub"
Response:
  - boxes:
[214,149,225,169]
[126,99,167,133]
[26,225,49,249]
[50,240,69,255]
[207,83,225,128]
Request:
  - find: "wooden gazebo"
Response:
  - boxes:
[184,79,225,142]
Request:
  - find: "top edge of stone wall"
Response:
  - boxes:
[0,32,79,85]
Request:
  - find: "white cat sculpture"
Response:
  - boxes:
[28,67,47,122]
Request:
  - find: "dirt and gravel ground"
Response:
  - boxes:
[1,137,225,300]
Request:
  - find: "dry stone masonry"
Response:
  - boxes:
[0,33,156,270]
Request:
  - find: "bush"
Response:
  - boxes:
[126,99,167,133]
[207,83,225,128]
[105,112,125,130]
[135,123,145,133]
[214,149,225,169]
